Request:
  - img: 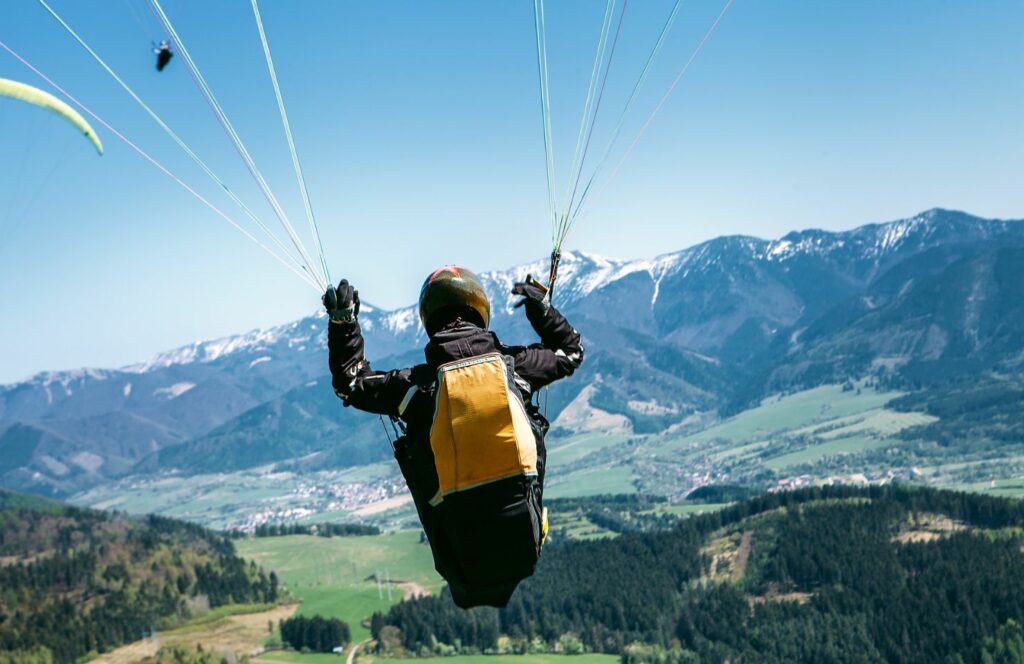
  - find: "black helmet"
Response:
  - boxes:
[419,266,491,334]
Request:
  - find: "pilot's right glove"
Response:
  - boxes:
[511,278,551,315]
[323,279,360,325]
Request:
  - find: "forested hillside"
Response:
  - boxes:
[0,489,279,663]
[377,486,1024,663]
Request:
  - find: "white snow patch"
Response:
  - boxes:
[383,307,419,333]
[39,455,70,476]
[17,368,111,394]
[249,356,272,368]
[767,239,793,259]
[627,399,679,416]
[123,316,314,373]
[153,382,195,399]
[479,249,694,312]
[880,220,913,250]
[71,451,104,473]
[123,382,132,398]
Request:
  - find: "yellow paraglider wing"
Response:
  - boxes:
[0,78,103,155]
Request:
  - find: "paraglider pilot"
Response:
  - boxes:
[324,267,583,608]
[154,41,173,72]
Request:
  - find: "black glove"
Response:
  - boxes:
[323,279,360,324]
[511,277,551,315]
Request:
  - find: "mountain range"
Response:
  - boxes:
[2,208,1023,498]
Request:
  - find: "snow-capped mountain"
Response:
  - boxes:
[2,208,1023,497]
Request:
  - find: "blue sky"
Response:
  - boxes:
[0,0,1021,383]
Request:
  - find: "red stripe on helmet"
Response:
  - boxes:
[428,265,462,284]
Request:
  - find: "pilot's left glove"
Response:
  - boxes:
[323,279,360,325]
[511,279,551,315]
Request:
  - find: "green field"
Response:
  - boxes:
[259,653,346,663]
[70,462,404,530]
[590,382,949,494]
[260,653,620,664]
[547,432,632,467]
[372,656,619,664]
[546,508,615,541]
[658,383,906,454]
[547,466,636,498]
[956,477,1024,497]
[655,502,731,517]
[237,532,442,641]
[763,434,896,470]
[540,382,930,499]
[71,382,965,535]
[75,471,293,524]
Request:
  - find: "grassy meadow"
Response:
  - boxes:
[237,531,442,642]
[260,653,620,664]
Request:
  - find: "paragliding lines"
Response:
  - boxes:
[567,0,685,227]
[533,0,629,263]
[532,0,736,273]
[147,0,328,290]
[601,0,736,207]
[35,0,318,284]
[531,0,557,245]
[561,0,628,249]
[0,38,322,291]
[251,0,331,287]
[0,112,75,251]
[532,0,630,294]
[562,0,618,233]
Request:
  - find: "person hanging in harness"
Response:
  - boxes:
[324,266,583,608]
[154,41,173,72]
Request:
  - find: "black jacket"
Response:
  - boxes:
[328,304,583,419]
[327,303,583,606]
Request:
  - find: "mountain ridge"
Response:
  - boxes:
[4,207,1002,388]
[2,208,1023,497]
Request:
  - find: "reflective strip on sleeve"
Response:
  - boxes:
[555,348,583,365]
[398,386,418,417]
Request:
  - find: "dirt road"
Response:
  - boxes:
[731,531,753,582]
[347,638,371,664]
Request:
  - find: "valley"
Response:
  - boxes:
[4,210,1024,662]
[2,0,1019,654]
[236,532,444,643]
[67,379,1019,531]
[72,461,411,531]
[6,210,1024,510]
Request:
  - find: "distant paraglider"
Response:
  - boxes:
[154,40,173,72]
[0,78,103,155]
